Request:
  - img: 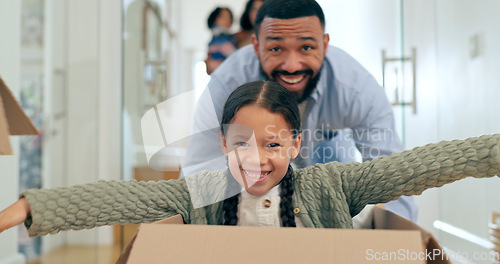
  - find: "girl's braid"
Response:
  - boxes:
[279,165,296,227]
[223,193,239,225]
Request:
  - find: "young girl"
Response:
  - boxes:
[204,7,237,75]
[0,81,499,236]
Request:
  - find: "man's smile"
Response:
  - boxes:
[278,74,306,84]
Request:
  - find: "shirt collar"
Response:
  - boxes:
[240,184,281,200]
[309,62,328,102]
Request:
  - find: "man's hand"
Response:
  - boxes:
[0,198,30,234]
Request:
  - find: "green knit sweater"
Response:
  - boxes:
[22,134,500,237]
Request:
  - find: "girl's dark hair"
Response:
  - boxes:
[254,0,325,37]
[239,0,264,31]
[220,80,300,138]
[207,7,233,29]
[221,80,300,227]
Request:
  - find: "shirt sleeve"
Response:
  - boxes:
[21,178,192,237]
[337,134,500,216]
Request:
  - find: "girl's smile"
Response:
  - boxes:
[242,169,271,183]
[221,104,301,196]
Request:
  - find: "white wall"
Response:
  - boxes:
[397,0,441,238]
[96,0,122,246]
[0,1,26,263]
[41,0,68,253]
[318,0,400,84]
[41,0,122,250]
[61,0,102,246]
[63,0,122,246]
[433,0,500,255]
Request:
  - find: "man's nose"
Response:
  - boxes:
[281,51,303,73]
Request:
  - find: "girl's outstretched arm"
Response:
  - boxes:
[0,198,31,234]
[336,134,500,216]
[14,178,194,237]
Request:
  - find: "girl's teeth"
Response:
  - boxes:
[244,170,269,179]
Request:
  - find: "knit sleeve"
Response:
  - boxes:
[21,178,192,237]
[336,134,500,216]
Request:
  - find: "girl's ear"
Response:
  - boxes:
[220,133,229,156]
[290,133,302,158]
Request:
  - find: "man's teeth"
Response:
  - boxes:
[280,75,305,84]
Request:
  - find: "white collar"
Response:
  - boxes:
[240,184,281,200]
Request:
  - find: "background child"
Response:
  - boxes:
[0,81,499,236]
[204,7,237,75]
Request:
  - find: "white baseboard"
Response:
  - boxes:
[0,253,26,264]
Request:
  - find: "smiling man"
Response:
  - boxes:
[254,15,326,102]
[183,0,417,222]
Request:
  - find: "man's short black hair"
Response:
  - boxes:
[254,0,325,37]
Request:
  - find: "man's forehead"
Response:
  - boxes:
[258,16,324,38]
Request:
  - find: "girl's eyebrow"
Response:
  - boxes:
[264,135,282,141]
[230,134,253,141]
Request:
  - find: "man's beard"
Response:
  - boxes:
[259,65,322,103]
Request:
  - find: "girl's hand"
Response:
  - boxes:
[0,198,31,234]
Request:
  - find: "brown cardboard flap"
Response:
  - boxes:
[151,214,184,225]
[373,207,450,264]
[0,77,38,135]
[115,214,184,264]
[115,233,137,264]
[0,90,12,155]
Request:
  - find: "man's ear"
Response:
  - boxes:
[290,133,302,159]
[323,33,330,54]
[220,133,229,156]
[252,34,259,58]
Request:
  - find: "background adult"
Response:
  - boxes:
[184,0,417,222]
[234,0,264,48]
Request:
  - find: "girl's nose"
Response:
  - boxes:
[244,147,269,165]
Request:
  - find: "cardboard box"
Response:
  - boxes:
[373,207,449,263]
[116,215,184,264]
[116,209,450,264]
[0,77,38,155]
[133,166,179,182]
